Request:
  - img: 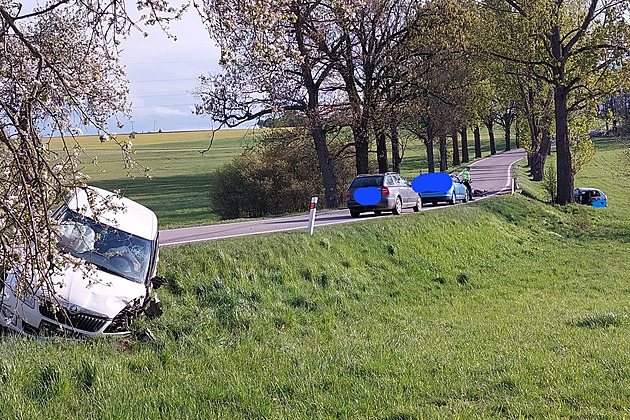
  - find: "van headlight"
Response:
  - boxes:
[4,273,17,293]
[22,295,35,309]
[4,273,35,308]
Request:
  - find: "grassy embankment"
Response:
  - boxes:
[0,138,628,417]
[52,128,508,228]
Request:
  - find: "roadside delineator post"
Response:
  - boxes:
[307,197,318,235]
[511,176,519,195]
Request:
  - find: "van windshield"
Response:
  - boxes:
[57,209,153,284]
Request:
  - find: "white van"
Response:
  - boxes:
[0,187,164,336]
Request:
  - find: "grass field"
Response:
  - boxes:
[52,127,509,228]
[0,138,628,418]
[50,129,258,228]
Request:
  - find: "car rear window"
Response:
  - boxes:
[350,176,383,188]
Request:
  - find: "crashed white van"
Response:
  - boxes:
[0,187,164,337]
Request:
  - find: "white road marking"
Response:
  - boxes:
[162,226,304,246]
[505,158,518,188]
[161,215,370,246]
[475,152,524,198]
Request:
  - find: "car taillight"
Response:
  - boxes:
[381,186,390,196]
[346,190,351,198]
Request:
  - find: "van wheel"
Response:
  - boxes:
[463,190,469,203]
[449,192,456,205]
[350,210,360,218]
[392,197,402,215]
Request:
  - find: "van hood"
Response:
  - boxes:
[46,267,147,319]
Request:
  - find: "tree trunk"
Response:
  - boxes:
[451,129,460,166]
[439,132,448,172]
[374,117,388,173]
[554,84,574,204]
[311,126,339,208]
[551,21,574,205]
[474,125,482,158]
[300,51,338,208]
[487,121,497,155]
[353,121,370,174]
[390,121,401,173]
[339,30,370,176]
[515,117,521,148]
[531,129,551,181]
[504,120,511,151]
[461,127,469,162]
[425,116,435,173]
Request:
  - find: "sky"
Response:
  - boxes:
[19,0,223,134]
[116,4,222,134]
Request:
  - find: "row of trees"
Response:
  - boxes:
[194,0,630,207]
[600,92,630,134]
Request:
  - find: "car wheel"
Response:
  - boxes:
[350,210,361,218]
[463,190,469,203]
[392,197,403,215]
[374,210,382,215]
[413,195,421,212]
[449,191,456,205]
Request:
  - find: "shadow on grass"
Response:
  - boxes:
[93,173,217,227]
[569,311,625,328]
[592,136,630,150]
[94,172,215,199]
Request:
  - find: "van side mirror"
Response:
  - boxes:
[151,276,167,289]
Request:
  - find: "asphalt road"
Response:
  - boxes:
[160,149,527,247]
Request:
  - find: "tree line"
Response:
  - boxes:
[194,0,630,207]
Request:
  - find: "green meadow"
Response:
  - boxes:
[53,127,509,228]
[50,129,257,228]
[0,138,628,418]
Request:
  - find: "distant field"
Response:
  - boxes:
[0,138,628,418]
[51,127,509,228]
[49,129,257,228]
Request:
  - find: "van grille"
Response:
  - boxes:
[39,303,108,333]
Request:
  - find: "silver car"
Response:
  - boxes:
[346,173,421,217]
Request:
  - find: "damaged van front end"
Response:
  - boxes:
[0,187,164,337]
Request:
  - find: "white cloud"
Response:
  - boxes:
[145,106,191,117]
